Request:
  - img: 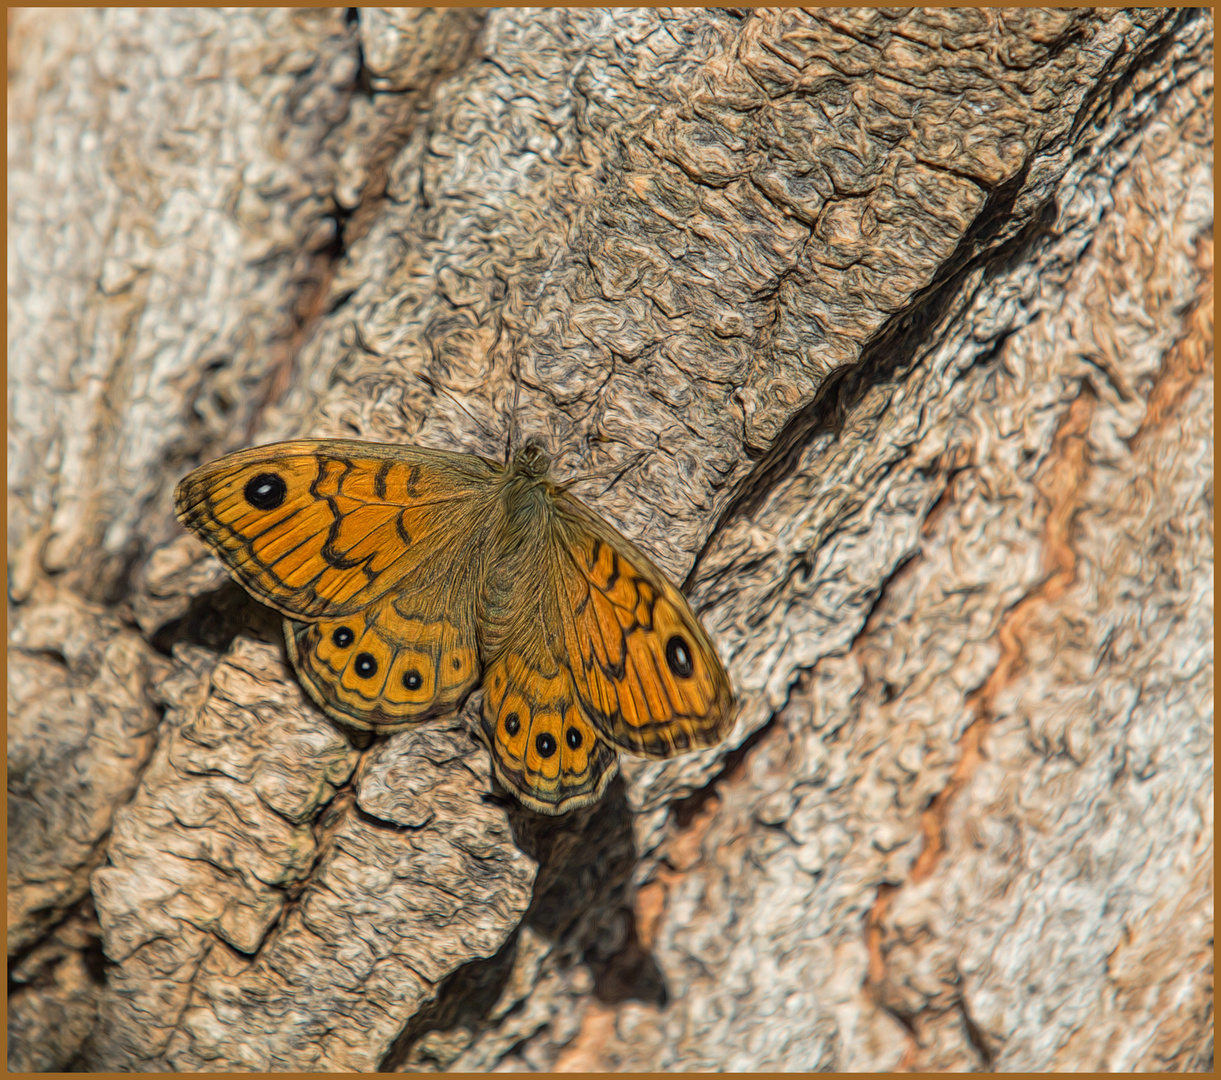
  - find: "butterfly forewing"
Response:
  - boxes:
[545,493,735,759]
[175,440,499,620]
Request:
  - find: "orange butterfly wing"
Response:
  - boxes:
[176,440,496,728]
[174,440,499,620]
[284,594,481,731]
[477,650,619,815]
[547,493,735,759]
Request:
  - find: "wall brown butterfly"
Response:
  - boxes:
[175,438,735,813]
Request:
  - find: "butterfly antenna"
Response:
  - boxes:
[505,354,522,466]
[417,372,498,446]
[565,449,650,497]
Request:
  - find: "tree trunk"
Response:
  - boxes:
[8,7,1213,1072]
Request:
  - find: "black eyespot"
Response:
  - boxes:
[244,473,287,510]
[402,669,422,691]
[504,712,520,736]
[354,653,378,678]
[536,732,557,758]
[452,657,462,670]
[565,727,583,750]
[665,635,694,678]
[673,730,690,749]
[331,626,355,648]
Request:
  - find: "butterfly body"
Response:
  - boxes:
[176,437,734,813]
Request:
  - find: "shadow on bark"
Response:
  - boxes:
[380,776,666,1070]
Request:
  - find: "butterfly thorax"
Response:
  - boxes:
[496,439,561,529]
[495,471,559,541]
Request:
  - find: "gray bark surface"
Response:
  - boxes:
[8,7,1212,1072]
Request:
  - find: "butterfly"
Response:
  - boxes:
[174,437,735,814]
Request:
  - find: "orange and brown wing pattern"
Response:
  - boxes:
[174,440,499,620]
[478,651,619,815]
[547,494,735,760]
[285,592,481,731]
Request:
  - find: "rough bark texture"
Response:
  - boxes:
[8,7,1213,1072]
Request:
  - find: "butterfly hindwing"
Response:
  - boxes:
[478,650,619,815]
[284,593,480,731]
[174,440,499,620]
[547,494,735,759]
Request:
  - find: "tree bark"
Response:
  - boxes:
[8,7,1213,1072]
